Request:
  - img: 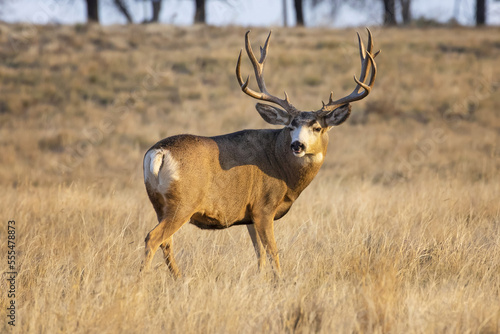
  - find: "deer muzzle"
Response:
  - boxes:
[291,141,306,157]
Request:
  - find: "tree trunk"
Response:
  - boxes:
[400,0,411,25]
[151,0,162,23]
[382,0,397,26]
[476,0,486,26]
[283,0,288,27]
[294,0,304,26]
[86,0,99,23]
[113,0,133,23]
[194,0,206,24]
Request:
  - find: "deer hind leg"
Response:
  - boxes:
[253,216,281,276]
[247,224,266,271]
[160,236,181,278]
[140,213,189,273]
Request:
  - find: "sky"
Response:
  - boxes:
[0,0,499,27]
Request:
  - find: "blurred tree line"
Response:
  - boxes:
[82,0,489,26]
[85,0,208,24]
[297,0,410,26]
[296,0,488,26]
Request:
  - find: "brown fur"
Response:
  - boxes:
[141,128,326,276]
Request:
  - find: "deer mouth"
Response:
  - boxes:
[292,150,305,157]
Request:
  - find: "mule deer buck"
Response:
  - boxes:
[141,29,379,276]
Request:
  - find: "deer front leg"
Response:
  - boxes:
[247,224,266,271]
[252,214,281,276]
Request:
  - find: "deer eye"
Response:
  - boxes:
[313,127,322,133]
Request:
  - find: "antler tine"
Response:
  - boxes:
[236,50,259,99]
[353,52,376,94]
[357,32,366,64]
[357,28,380,83]
[246,31,268,93]
[259,32,271,64]
[316,29,379,117]
[236,50,246,86]
[236,30,299,115]
[366,52,378,87]
[366,27,373,54]
[365,28,382,58]
[364,29,380,87]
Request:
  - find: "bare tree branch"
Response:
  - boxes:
[113,0,133,24]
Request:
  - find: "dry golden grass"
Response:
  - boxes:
[0,23,499,333]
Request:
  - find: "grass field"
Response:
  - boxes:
[0,22,499,333]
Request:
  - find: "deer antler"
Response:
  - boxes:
[316,28,380,117]
[236,31,300,116]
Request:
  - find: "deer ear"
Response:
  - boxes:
[256,103,293,126]
[322,104,351,127]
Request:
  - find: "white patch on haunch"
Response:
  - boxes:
[143,149,180,193]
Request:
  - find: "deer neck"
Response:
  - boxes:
[274,128,327,197]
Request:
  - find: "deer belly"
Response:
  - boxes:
[190,211,251,230]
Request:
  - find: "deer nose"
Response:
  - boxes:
[291,141,305,153]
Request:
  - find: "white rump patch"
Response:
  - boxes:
[143,149,180,193]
